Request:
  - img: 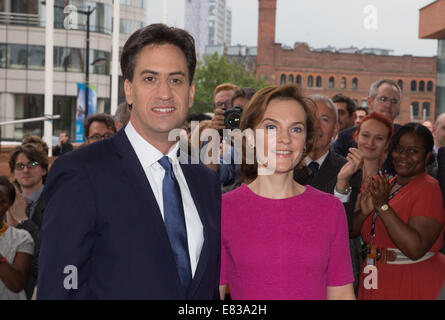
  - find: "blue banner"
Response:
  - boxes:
[75,83,97,143]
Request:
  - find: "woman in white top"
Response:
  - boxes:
[0,176,34,300]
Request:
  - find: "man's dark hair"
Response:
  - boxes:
[9,144,49,183]
[186,113,212,123]
[355,106,369,115]
[231,87,257,107]
[120,23,197,84]
[332,94,357,116]
[22,135,49,153]
[0,176,16,206]
[83,113,116,139]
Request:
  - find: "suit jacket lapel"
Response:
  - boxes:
[312,151,339,189]
[180,161,210,298]
[111,130,184,294]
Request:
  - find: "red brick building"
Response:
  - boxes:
[256,0,438,124]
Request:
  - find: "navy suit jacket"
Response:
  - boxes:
[37,128,221,299]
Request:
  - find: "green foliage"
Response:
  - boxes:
[192,53,269,113]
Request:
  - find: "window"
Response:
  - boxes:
[0,43,6,68]
[288,74,294,83]
[411,80,417,92]
[308,75,314,87]
[53,95,76,139]
[361,99,368,108]
[120,19,132,34]
[54,0,112,34]
[329,76,335,88]
[11,0,38,14]
[280,74,286,85]
[137,0,145,8]
[340,77,346,89]
[14,94,44,140]
[296,75,302,84]
[397,80,403,91]
[53,47,83,73]
[120,0,132,5]
[89,50,110,75]
[419,80,425,92]
[136,21,144,30]
[411,102,419,117]
[316,76,322,88]
[427,81,434,92]
[353,99,359,106]
[28,45,45,70]
[352,78,358,90]
[8,44,27,69]
[422,102,430,117]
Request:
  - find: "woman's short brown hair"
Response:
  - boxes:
[239,85,316,182]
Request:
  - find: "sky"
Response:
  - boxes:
[147,0,439,57]
[226,0,438,57]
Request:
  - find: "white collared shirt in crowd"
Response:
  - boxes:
[305,151,351,203]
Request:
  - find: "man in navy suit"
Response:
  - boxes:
[37,24,221,299]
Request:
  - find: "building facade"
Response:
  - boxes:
[184,0,209,56]
[208,0,231,47]
[256,0,437,125]
[0,0,145,141]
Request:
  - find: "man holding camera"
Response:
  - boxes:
[205,84,239,185]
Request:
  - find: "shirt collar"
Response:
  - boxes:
[25,185,44,203]
[305,150,330,167]
[124,121,180,169]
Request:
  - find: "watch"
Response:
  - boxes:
[379,204,390,212]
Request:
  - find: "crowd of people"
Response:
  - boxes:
[1,23,445,300]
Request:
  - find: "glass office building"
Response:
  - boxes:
[0,0,146,141]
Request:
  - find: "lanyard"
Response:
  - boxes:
[370,178,401,238]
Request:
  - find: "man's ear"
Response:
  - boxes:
[333,121,340,139]
[188,82,195,110]
[367,96,374,112]
[124,79,133,105]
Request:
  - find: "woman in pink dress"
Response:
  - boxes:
[219,85,355,300]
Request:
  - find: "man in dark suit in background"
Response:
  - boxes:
[37,24,221,299]
[294,94,362,293]
[333,79,402,160]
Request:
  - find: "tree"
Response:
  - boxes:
[192,53,269,113]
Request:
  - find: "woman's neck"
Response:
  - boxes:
[248,172,305,199]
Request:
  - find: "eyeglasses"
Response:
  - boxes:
[375,96,399,105]
[393,145,423,155]
[214,101,231,109]
[87,133,113,141]
[15,161,40,171]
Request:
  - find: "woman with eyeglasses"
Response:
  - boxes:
[354,123,445,299]
[0,176,34,300]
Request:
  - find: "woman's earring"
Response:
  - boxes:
[128,104,133,110]
[303,146,307,153]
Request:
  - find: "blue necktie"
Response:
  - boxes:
[308,161,320,185]
[158,156,192,294]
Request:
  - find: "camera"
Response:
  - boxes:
[224,105,243,130]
